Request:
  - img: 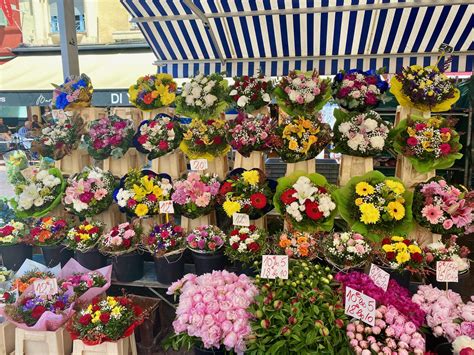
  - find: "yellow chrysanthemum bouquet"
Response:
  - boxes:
[333,171,413,241]
[129,74,177,111]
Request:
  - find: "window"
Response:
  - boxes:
[49,0,85,33]
[50,14,85,33]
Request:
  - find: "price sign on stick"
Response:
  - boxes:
[33,278,58,297]
[159,200,174,214]
[369,264,390,292]
[345,286,376,326]
[436,261,458,282]
[233,213,250,227]
[190,159,208,171]
[261,255,288,279]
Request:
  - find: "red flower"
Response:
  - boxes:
[206,120,215,125]
[100,313,110,324]
[250,193,267,209]
[30,227,41,237]
[143,93,153,105]
[92,304,100,312]
[137,134,148,145]
[92,297,100,305]
[460,348,474,355]
[249,225,257,232]
[122,239,131,248]
[0,225,14,236]
[148,194,157,202]
[133,305,143,316]
[219,182,233,195]
[54,300,65,310]
[248,242,260,252]
[239,233,248,241]
[119,297,130,306]
[231,242,239,250]
[381,238,391,245]
[318,186,327,194]
[195,139,204,146]
[127,199,137,208]
[79,192,94,204]
[407,137,418,146]
[305,201,323,220]
[439,143,451,155]
[412,253,423,263]
[230,229,239,236]
[386,252,395,261]
[402,239,411,246]
[158,141,169,151]
[415,123,427,131]
[280,189,297,204]
[166,122,174,130]
[213,136,223,145]
[79,313,92,325]
[31,305,47,319]
[3,292,10,301]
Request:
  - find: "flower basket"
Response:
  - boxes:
[72,334,137,355]
[229,74,273,113]
[150,150,187,180]
[55,149,91,176]
[338,155,373,186]
[15,326,73,355]
[102,149,142,178]
[0,321,15,355]
[233,151,265,171]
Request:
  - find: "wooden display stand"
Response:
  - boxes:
[103,149,142,178]
[0,321,15,355]
[55,149,90,176]
[395,155,435,189]
[72,334,137,355]
[133,215,167,236]
[110,108,142,129]
[206,156,229,180]
[286,159,316,176]
[395,105,430,125]
[15,326,72,355]
[408,223,434,247]
[150,151,187,179]
[77,108,107,124]
[90,205,126,232]
[233,151,265,172]
[250,216,267,230]
[181,212,216,233]
[141,108,175,121]
[338,155,373,186]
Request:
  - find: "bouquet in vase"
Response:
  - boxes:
[99,222,140,256]
[186,225,226,254]
[277,230,318,259]
[225,225,267,265]
[0,220,28,246]
[27,216,69,246]
[141,223,185,257]
[52,73,93,110]
[424,235,471,274]
[64,221,103,252]
[129,73,177,110]
[321,231,372,270]
[229,74,273,112]
[378,236,425,273]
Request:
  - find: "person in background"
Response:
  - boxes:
[31,114,42,129]
[0,118,11,141]
[18,121,32,139]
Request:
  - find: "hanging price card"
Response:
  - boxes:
[190,159,208,171]
[369,264,390,292]
[436,261,458,282]
[345,286,376,326]
[159,200,174,214]
[232,213,250,226]
[261,255,288,279]
[33,278,58,297]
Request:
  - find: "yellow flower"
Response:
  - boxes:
[419,82,425,89]
[183,129,193,140]
[410,65,423,71]
[107,296,118,307]
[84,224,93,231]
[394,242,408,251]
[422,141,433,151]
[359,203,380,224]
[135,203,149,217]
[151,90,159,99]
[155,84,166,95]
[301,135,317,154]
[408,244,422,254]
[161,90,176,106]
[427,90,434,96]
[91,310,101,324]
[355,198,363,206]
[382,244,394,252]
[141,176,154,194]
[396,197,405,204]
[355,182,375,196]
[387,201,405,220]
[407,127,416,137]
[440,132,451,142]
[384,180,405,195]
[288,139,299,151]
[391,236,404,242]
[423,130,434,138]
[300,118,312,129]
[428,117,442,127]
[242,170,260,186]
[133,185,146,202]
[111,306,122,317]
[153,186,163,199]
[223,200,241,217]
[79,233,90,241]
[396,251,410,264]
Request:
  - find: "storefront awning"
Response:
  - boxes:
[121,0,473,77]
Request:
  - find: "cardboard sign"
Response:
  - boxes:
[261,255,289,279]
[436,261,458,282]
[345,286,376,326]
[369,264,390,292]
[190,159,208,171]
[232,213,250,227]
[33,278,58,297]
[159,200,174,214]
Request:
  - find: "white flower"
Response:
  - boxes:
[116,189,133,208]
[368,84,377,92]
[200,77,208,85]
[36,170,49,181]
[262,93,271,102]
[318,195,336,217]
[18,196,33,210]
[288,90,298,102]
[73,200,88,212]
[363,118,378,132]
[292,78,301,86]
[286,202,303,222]
[229,89,238,96]
[240,227,250,234]
[195,99,203,107]
[203,84,213,93]
[351,90,361,99]
[293,176,317,203]
[43,175,60,188]
[451,255,470,272]
[369,136,385,150]
[237,96,250,107]
[237,243,247,253]
[304,93,315,103]
[340,232,350,242]
[33,197,44,207]
[347,133,365,151]
[204,95,217,106]
[338,122,352,135]
[87,169,102,180]
[230,236,240,244]
[245,238,255,245]
[453,336,474,354]
[185,96,194,105]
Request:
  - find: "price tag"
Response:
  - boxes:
[345,286,376,326]
[261,255,288,279]
[33,278,58,297]
[190,159,208,171]
[369,264,390,292]
[232,213,250,226]
[159,200,174,214]
[436,261,458,282]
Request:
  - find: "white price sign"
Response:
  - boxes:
[232,213,250,226]
[369,264,390,292]
[345,286,376,326]
[33,278,58,297]
[436,261,458,282]
[260,255,289,279]
[190,159,208,171]
[159,200,174,214]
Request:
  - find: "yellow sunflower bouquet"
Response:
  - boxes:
[333,171,413,241]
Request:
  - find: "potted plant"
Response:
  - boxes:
[65,221,107,270]
[277,230,319,260]
[0,220,32,271]
[186,225,226,275]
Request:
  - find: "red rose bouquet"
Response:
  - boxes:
[229,74,273,112]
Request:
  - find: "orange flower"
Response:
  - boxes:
[297,236,308,245]
[298,246,309,256]
[42,217,53,227]
[279,236,292,248]
[38,230,52,243]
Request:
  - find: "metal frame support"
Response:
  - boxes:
[58,0,80,78]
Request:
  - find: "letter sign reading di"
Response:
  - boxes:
[34,278,59,297]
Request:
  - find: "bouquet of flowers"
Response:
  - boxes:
[226,225,267,265]
[0,266,13,284]
[390,65,460,112]
[332,68,389,111]
[225,112,275,157]
[176,73,230,119]
[27,216,69,246]
[83,115,135,160]
[67,296,144,345]
[180,118,230,160]
[186,225,226,254]
[218,169,275,220]
[391,115,462,173]
[277,230,318,259]
[425,236,471,273]
[166,271,257,354]
[129,73,177,110]
[321,231,372,270]
[0,220,27,245]
[11,167,65,218]
[10,269,56,294]
[229,74,273,112]
[379,236,425,273]
[114,169,173,217]
[171,172,220,219]
[413,178,472,235]
[63,167,116,217]
[99,222,140,256]
[0,198,16,226]
[272,114,333,163]
[60,272,107,298]
[274,172,337,232]
[64,221,103,252]
[332,109,391,156]
[5,150,28,185]
[141,223,185,257]
[52,73,93,110]
[333,171,413,241]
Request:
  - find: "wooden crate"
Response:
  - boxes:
[141,108,175,121]
[55,149,91,176]
[109,108,142,130]
[338,155,373,186]
[15,326,72,355]
[206,156,229,180]
[233,151,265,172]
[395,155,435,189]
[286,159,315,176]
[89,205,126,232]
[103,149,142,178]
[0,321,15,355]
[181,212,216,233]
[72,334,137,355]
[150,151,187,179]
[395,105,430,125]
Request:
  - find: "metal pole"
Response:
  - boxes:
[57,0,80,78]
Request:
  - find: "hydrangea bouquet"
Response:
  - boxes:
[186,225,226,253]
[229,74,273,112]
[278,230,318,259]
[321,231,372,270]
[52,74,93,110]
[129,73,177,110]
[64,221,103,252]
[225,225,267,265]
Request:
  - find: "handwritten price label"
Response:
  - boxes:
[232,213,250,226]
[436,261,458,282]
[33,278,58,297]
[345,286,376,326]
[190,159,208,171]
[260,255,288,279]
[159,200,174,214]
[369,264,390,292]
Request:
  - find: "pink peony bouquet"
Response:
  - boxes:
[186,225,226,254]
[166,271,258,354]
[412,285,474,343]
[99,222,140,256]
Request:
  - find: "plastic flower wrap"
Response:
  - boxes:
[64,221,103,252]
[83,115,135,160]
[274,70,332,116]
[5,150,28,185]
[333,171,414,241]
[134,113,184,160]
[52,73,93,110]
[424,235,471,273]
[332,109,391,156]
[186,225,226,253]
[0,220,27,245]
[229,74,273,112]
[60,271,106,298]
[332,68,388,111]
[141,223,185,257]
[171,172,220,219]
[99,222,140,256]
[390,65,460,112]
[225,112,275,157]
[128,73,177,110]
[218,169,276,220]
[179,118,230,160]
[225,225,267,265]
[321,231,372,270]
[176,73,230,119]
[26,216,69,246]
[272,114,333,163]
[378,236,425,273]
[114,169,172,218]
[274,172,337,232]
[277,230,318,259]
[63,166,116,217]
[67,296,144,345]
[391,115,462,173]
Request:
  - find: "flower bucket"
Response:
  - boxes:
[154,252,184,285]
[206,155,229,180]
[180,213,216,233]
[54,148,91,176]
[194,345,226,355]
[380,266,411,289]
[0,321,15,355]
[113,252,144,282]
[41,245,74,267]
[74,248,108,270]
[191,250,226,276]
[0,244,33,271]
[15,326,72,355]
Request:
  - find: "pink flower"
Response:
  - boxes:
[94,188,108,201]
[440,143,452,155]
[443,219,454,229]
[421,204,443,224]
[415,123,427,131]
[407,137,418,146]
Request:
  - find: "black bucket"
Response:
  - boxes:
[426,270,470,295]
[380,266,411,289]
[192,251,226,276]
[41,245,74,267]
[74,248,108,270]
[154,252,185,285]
[233,261,257,277]
[113,252,144,282]
[194,346,226,355]
[0,244,33,271]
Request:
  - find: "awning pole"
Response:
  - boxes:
[58,0,80,78]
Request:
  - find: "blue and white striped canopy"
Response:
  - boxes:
[121,0,474,77]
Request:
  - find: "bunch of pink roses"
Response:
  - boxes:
[166,271,258,354]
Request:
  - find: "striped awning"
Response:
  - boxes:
[121,0,474,77]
